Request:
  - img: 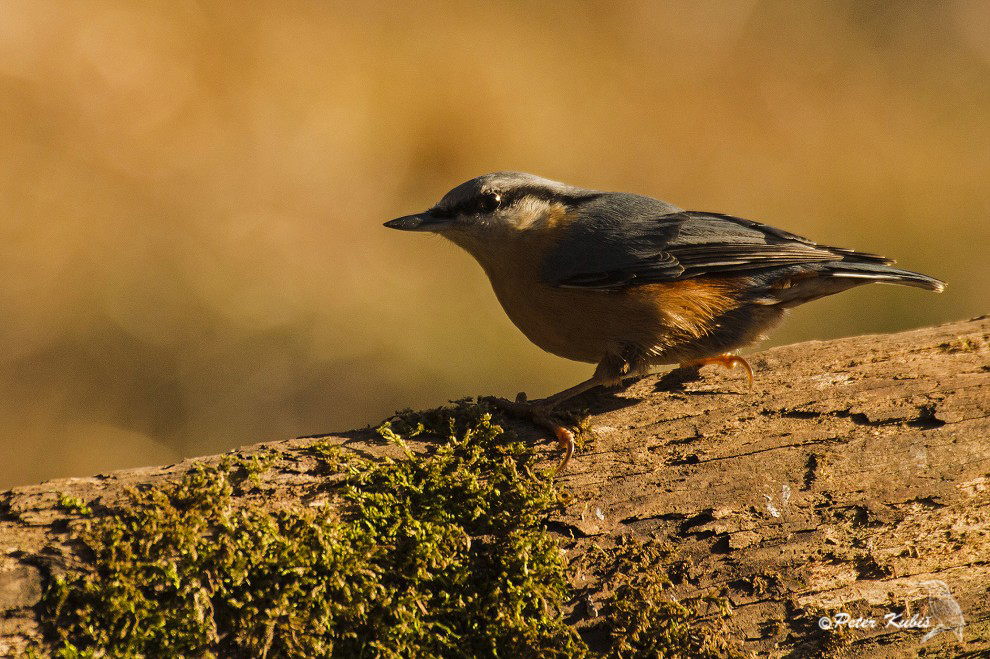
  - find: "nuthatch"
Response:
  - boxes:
[386,172,945,471]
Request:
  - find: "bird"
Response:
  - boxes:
[385,172,945,471]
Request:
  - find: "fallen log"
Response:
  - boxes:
[2,316,988,656]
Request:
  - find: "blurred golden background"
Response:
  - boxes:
[1,1,986,489]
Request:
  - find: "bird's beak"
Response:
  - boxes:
[384,211,453,232]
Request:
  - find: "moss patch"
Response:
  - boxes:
[55,494,93,517]
[599,540,737,658]
[38,401,735,657]
[569,536,740,659]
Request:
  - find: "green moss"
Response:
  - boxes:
[589,538,741,659]
[38,401,735,658]
[56,494,93,516]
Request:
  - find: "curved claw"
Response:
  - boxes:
[482,396,576,475]
[724,355,754,389]
[550,424,575,475]
[683,354,754,390]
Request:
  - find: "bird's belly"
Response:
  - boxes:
[489,278,754,365]
[489,282,671,363]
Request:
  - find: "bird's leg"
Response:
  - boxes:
[484,396,577,474]
[485,353,631,474]
[486,377,599,475]
[525,374,612,474]
[681,353,754,389]
[532,376,607,408]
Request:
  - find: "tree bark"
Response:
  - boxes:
[2,316,989,656]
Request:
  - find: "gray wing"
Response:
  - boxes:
[541,194,892,291]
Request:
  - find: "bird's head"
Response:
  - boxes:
[385,172,599,248]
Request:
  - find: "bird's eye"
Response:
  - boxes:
[477,192,501,213]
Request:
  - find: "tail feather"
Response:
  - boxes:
[823,262,945,292]
[762,261,945,308]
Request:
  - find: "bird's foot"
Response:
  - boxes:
[681,354,754,389]
[482,395,575,475]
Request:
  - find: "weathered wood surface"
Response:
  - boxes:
[2,316,988,656]
[552,315,990,656]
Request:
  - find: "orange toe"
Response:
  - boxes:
[551,425,575,475]
[484,396,575,475]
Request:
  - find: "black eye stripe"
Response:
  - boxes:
[437,189,602,217]
[448,191,501,216]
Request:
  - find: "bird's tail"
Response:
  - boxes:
[822,262,945,292]
[764,261,945,308]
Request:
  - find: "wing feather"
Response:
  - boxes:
[542,207,890,291]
